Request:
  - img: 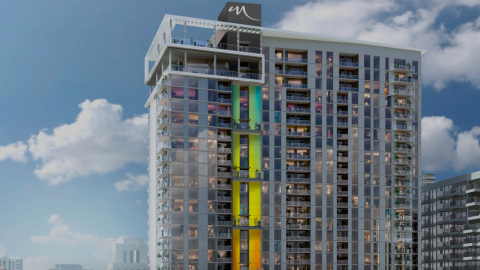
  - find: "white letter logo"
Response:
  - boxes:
[228,6,260,21]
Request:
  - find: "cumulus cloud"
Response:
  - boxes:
[114,173,149,192]
[0,141,27,162]
[24,257,53,270]
[422,116,480,172]
[24,99,147,185]
[31,214,127,265]
[275,0,480,90]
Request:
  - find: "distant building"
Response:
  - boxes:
[48,264,92,270]
[107,238,147,270]
[0,256,22,270]
[421,173,435,186]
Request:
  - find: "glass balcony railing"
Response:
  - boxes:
[286,131,311,136]
[286,107,310,113]
[339,74,359,79]
[277,83,309,89]
[170,37,261,54]
[167,64,261,80]
[339,86,359,92]
[233,169,263,179]
[339,62,359,67]
[391,64,414,72]
[286,119,311,124]
[285,95,311,101]
[232,121,261,131]
[275,56,308,63]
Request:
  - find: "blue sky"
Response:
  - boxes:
[1,0,480,269]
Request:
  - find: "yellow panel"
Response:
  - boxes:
[249,230,261,269]
[233,182,240,224]
[249,182,261,226]
[233,229,240,267]
[248,135,261,178]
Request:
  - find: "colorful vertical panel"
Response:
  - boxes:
[249,134,261,178]
[233,181,240,225]
[249,229,261,269]
[233,134,240,169]
[249,182,261,226]
[232,229,240,267]
[248,85,261,124]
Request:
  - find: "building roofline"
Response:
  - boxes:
[147,14,427,58]
[421,171,480,192]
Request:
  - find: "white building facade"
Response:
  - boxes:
[108,238,148,270]
[0,256,22,270]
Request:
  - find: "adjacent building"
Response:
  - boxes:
[145,2,425,270]
[48,265,92,270]
[421,174,435,187]
[108,238,148,270]
[421,171,480,270]
[0,256,22,270]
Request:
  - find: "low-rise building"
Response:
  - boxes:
[0,256,22,270]
[108,238,147,270]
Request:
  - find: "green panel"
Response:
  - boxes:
[232,84,240,122]
[249,134,261,178]
[248,85,261,124]
[233,182,240,223]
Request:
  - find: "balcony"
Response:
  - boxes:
[285,248,310,252]
[217,147,232,153]
[394,169,411,176]
[217,110,232,116]
[337,144,348,150]
[286,188,311,195]
[286,166,310,172]
[285,95,311,102]
[218,122,232,128]
[277,83,309,89]
[338,86,359,92]
[394,101,412,108]
[286,107,311,113]
[394,134,412,142]
[276,70,308,76]
[217,159,232,165]
[232,121,262,134]
[286,154,311,160]
[217,135,232,141]
[395,112,412,120]
[217,85,232,92]
[286,131,311,137]
[217,196,232,202]
[286,119,311,125]
[167,64,262,82]
[217,171,231,177]
[218,98,232,104]
[468,210,480,220]
[286,142,311,148]
[391,88,413,96]
[339,74,359,81]
[337,121,348,127]
[337,98,348,104]
[275,56,308,63]
[286,201,311,206]
[234,218,262,227]
[392,77,414,85]
[286,177,311,183]
[339,61,359,68]
[394,158,412,165]
[391,64,414,73]
[395,146,412,153]
[233,169,263,180]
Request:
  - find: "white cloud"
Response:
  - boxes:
[422,116,480,172]
[25,99,147,185]
[114,173,149,192]
[31,214,128,266]
[24,257,53,270]
[275,0,480,90]
[0,141,27,162]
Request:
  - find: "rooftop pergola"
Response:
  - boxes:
[146,15,263,63]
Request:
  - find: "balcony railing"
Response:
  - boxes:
[393,77,413,83]
[218,122,232,128]
[286,107,311,113]
[286,143,311,148]
[217,160,232,165]
[286,119,311,125]
[393,89,412,95]
[339,74,359,79]
[394,102,412,108]
[337,121,348,127]
[168,64,261,81]
[217,110,232,116]
[287,177,311,183]
[277,83,309,89]
[286,154,311,160]
[217,135,231,140]
[285,248,310,252]
[337,98,348,104]
[286,166,310,171]
[232,121,262,131]
[286,189,311,194]
[217,147,232,153]
[286,131,311,136]
[217,196,232,202]
[285,95,311,101]
[395,134,412,141]
[339,62,359,67]
[275,57,308,63]
[286,201,311,206]
[339,86,359,92]
[217,85,232,91]
[391,64,414,72]
[218,98,232,104]
[233,169,263,179]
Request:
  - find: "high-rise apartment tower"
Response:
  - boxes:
[145,3,426,270]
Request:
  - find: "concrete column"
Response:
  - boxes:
[214,54,217,76]
[169,49,172,70]
[184,21,187,44]
[237,27,240,51]
[185,51,187,69]
[213,25,216,47]
[260,31,263,54]
[238,57,240,78]
[169,19,173,43]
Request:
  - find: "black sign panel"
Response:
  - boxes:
[218,2,261,27]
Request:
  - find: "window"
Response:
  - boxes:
[316,51,323,63]
[327,52,333,65]
[364,55,371,68]
[385,58,389,70]
[123,250,127,263]
[373,56,380,69]
[365,69,371,80]
[130,250,134,263]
